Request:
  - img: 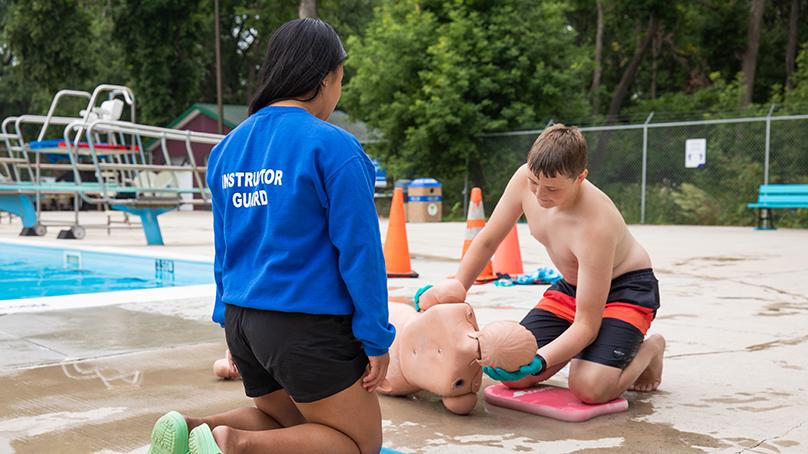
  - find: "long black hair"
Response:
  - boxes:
[248,18,347,115]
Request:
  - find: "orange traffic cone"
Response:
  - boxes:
[461,187,498,283]
[493,224,524,276]
[384,187,418,278]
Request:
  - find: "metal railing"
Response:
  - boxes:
[0,84,225,241]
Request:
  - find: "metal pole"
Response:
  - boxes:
[214,0,224,134]
[640,112,654,224]
[764,104,775,185]
[463,153,469,217]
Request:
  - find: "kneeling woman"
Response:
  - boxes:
[148,18,394,454]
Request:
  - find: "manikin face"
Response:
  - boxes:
[527,170,587,208]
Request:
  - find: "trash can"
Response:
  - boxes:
[407,178,442,222]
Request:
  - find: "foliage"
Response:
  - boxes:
[1,0,95,116]
[110,0,207,126]
[0,0,385,124]
[189,0,378,107]
[0,0,807,226]
[343,0,589,211]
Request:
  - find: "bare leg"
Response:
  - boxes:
[186,389,305,432]
[211,378,382,454]
[567,334,666,404]
[502,361,569,389]
[187,408,281,432]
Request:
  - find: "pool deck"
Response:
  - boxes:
[0,211,807,453]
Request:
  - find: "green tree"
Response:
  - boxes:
[1,0,95,116]
[111,0,207,126]
[344,0,589,207]
[784,48,808,106]
[84,0,129,89]
[192,0,378,107]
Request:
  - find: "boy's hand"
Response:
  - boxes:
[483,355,546,381]
[363,353,390,392]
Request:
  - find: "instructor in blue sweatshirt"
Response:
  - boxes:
[148,18,394,454]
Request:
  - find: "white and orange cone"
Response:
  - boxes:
[461,187,498,283]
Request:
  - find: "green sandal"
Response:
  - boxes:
[148,411,189,454]
[189,424,223,454]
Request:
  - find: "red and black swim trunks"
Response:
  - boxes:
[520,268,660,369]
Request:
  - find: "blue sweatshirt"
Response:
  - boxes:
[206,105,395,357]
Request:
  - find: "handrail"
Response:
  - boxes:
[49,118,224,205]
[0,85,221,213]
[37,89,92,141]
[73,85,137,147]
[87,119,224,143]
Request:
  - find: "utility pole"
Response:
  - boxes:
[214,0,224,134]
[299,0,317,18]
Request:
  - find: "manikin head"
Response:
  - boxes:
[526,124,589,209]
[472,321,538,372]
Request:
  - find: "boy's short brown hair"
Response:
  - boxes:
[527,124,588,179]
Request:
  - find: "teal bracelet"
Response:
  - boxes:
[412,284,434,312]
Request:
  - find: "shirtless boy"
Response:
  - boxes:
[420,124,665,404]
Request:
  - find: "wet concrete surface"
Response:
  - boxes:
[0,306,221,369]
[0,341,727,454]
[1,214,807,453]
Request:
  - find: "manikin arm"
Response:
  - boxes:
[414,279,465,311]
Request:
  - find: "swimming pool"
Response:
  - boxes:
[0,241,213,300]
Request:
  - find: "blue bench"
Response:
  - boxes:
[747,184,808,230]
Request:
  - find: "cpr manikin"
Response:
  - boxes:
[379,279,538,415]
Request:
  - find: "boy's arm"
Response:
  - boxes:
[454,165,529,290]
[536,230,615,368]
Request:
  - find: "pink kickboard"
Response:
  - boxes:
[484,383,628,422]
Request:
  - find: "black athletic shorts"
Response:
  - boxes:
[520,309,644,369]
[224,304,369,403]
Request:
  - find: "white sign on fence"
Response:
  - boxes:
[685,138,707,168]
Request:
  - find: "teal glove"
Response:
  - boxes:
[483,355,546,381]
[412,284,433,312]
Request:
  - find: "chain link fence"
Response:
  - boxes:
[472,113,808,227]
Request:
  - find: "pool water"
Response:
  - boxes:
[0,242,213,299]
